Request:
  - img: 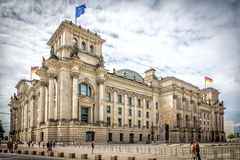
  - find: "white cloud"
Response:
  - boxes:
[0,0,240,134]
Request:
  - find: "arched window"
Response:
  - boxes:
[90,45,94,53]
[81,41,86,51]
[79,83,92,96]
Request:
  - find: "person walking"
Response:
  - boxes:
[190,140,197,160]
[91,140,95,154]
[196,141,201,160]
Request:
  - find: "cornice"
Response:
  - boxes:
[106,74,151,92]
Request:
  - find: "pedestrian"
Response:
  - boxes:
[195,141,201,160]
[42,142,45,148]
[91,140,95,154]
[14,142,18,152]
[190,140,197,160]
[38,141,40,148]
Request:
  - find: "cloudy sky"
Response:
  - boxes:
[0,0,240,134]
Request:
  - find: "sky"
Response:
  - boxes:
[0,0,240,134]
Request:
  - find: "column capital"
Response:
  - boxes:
[71,71,79,78]
[97,79,105,85]
[47,72,57,79]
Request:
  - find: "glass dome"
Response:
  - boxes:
[115,69,144,83]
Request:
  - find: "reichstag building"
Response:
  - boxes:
[9,20,226,143]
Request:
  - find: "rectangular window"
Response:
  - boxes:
[128,97,132,105]
[156,102,158,110]
[138,120,141,128]
[106,105,111,113]
[138,99,141,107]
[108,133,112,142]
[120,133,123,142]
[139,134,142,142]
[128,109,132,116]
[146,121,149,129]
[107,117,111,126]
[146,101,149,109]
[81,107,89,123]
[118,118,122,127]
[146,112,149,119]
[105,92,111,102]
[128,119,132,128]
[138,111,141,118]
[118,95,122,103]
[118,108,122,115]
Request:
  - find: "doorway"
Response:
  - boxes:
[165,124,169,142]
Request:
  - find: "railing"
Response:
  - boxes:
[76,143,240,159]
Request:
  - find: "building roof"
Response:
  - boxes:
[115,69,144,83]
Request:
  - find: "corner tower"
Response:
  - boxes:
[47,20,105,66]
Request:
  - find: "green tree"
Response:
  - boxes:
[0,120,5,140]
[227,133,236,140]
[4,135,8,140]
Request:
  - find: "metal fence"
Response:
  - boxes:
[77,144,240,159]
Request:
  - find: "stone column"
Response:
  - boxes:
[71,71,79,121]
[45,87,48,122]
[30,99,34,128]
[98,79,105,123]
[143,98,146,127]
[133,96,138,127]
[38,82,46,125]
[124,93,128,126]
[21,107,24,130]
[113,90,118,126]
[48,74,55,121]
[24,103,28,129]
[59,67,71,121]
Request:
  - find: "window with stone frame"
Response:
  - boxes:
[81,107,89,123]
[106,105,111,113]
[156,102,158,110]
[138,120,141,128]
[79,83,92,96]
[138,111,141,118]
[105,92,111,102]
[128,97,132,105]
[90,45,94,53]
[139,134,143,142]
[146,121,149,129]
[118,95,122,103]
[128,108,132,116]
[81,41,86,50]
[146,101,149,109]
[146,112,149,119]
[120,133,124,142]
[128,119,132,128]
[118,118,122,127]
[118,107,122,115]
[138,99,141,107]
[107,117,111,126]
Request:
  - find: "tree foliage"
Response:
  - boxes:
[0,120,5,140]
[227,133,236,140]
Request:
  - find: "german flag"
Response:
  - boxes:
[205,76,213,84]
[31,66,39,74]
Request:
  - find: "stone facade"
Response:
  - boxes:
[8,20,225,144]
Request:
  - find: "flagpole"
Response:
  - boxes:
[75,6,77,24]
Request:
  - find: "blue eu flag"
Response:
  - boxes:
[76,4,86,18]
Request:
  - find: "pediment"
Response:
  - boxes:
[79,96,94,106]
